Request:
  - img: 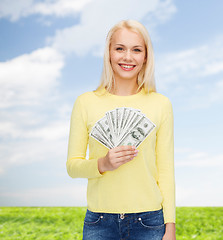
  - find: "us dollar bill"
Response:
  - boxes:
[96,116,115,147]
[117,115,156,147]
[90,125,113,149]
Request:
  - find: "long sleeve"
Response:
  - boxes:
[66,96,103,179]
[155,98,176,224]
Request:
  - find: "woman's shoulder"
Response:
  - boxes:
[74,89,104,109]
[149,92,173,116]
[75,90,95,102]
[149,91,172,105]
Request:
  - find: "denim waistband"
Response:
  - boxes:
[87,207,163,220]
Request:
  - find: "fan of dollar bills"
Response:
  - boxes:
[90,107,156,149]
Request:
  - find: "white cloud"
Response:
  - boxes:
[209,79,223,103]
[142,0,177,25]
[0,101,73,175]
[0,116,70,141]
[24,120,70,140]
[0,47,64,108]
[0,137,68,175]
[0,0,32,21]
[173,78,223,110]
[175,149,223,167]
[0,46,67,176]
[155,35,223,109]
[33,0,92,17]
[49,0,176,56]
[0,0,93,21]
[175,147,223,206]
[156,34,223,91]
[0,182,88,206]
[175,147,193,154]
[176,185,223,206]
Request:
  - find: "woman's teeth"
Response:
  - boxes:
[120,64,135,69]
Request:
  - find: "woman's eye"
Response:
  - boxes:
[133,49,142,52]
[116,47,124,51]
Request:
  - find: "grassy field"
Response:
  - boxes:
[0,207,222,239]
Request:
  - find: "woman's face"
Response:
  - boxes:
[110,28,146,84]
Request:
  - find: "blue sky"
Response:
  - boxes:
[0,0,223,207]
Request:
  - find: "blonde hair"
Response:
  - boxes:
[95,19,156,95]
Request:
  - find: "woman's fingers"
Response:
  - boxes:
[113,145,136,153]
[112,145,139,164]
[115,155,137,168]
[115,145,138,156]
[115,149,138,163]
[102,145,139,172]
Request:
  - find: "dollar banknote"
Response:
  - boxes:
[90,107,156,149]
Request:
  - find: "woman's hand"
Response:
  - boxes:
[162,223,176,240]
[98,145,138,173]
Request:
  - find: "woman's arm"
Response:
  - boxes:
[66,96,103,179]
[156,97,176,224]
[162,222,176,240]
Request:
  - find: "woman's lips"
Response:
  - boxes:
[119,64,136,71]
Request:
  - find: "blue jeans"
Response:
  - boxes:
[83,208,165,240]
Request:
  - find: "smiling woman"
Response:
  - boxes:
[99,19,156,96]
[67,19,176,240]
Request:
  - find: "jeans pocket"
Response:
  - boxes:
[138,209,165,229]
[84,209,104,226]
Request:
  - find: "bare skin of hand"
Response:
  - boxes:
[98,145,138,173]
[162,223,176,240]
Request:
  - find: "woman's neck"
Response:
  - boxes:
[110,81,141,96]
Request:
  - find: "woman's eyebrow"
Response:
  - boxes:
[115,44,125,46]
[115,43,144,48]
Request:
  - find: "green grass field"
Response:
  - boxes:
[0,207,222,239]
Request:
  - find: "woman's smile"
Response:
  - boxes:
[119,64,136,71]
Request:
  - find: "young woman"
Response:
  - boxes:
[67,20,176,240]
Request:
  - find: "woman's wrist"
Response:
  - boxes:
[165,222,176,232]
[98,157,106,174]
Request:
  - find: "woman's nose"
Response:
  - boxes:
[123,49,132,61]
